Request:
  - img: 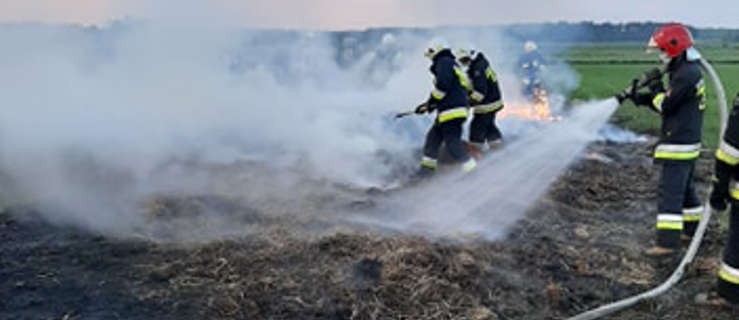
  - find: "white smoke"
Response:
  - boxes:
[0,20,592,238]
[0,24,419,231]
[597,123,648,143]
[352,99,620,239]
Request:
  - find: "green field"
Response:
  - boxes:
[565,43,739,64]
[565,43,739,148]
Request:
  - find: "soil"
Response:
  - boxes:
[2,141,738,320]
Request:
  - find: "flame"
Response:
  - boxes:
[500,90,559,122]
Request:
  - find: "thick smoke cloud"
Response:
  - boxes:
[0,24,423,232]
[0,17,590,239]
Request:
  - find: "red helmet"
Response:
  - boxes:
[648,23,694,58]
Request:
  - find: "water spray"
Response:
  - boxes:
[355,98,620,239]
[567,57,729,320]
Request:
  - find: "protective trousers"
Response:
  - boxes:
[718,200,739,303]
[469,112,502,145]
[656,160,702,248]
[423,118,470,163]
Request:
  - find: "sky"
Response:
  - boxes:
[0,0,737,29]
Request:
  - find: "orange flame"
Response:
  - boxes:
[500,90,558,122]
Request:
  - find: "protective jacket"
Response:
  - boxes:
[712,100,739,200]
[427,49,472,123]
[710,94,739,304]
[632,52,706,248]
[642,53,706,160]
[467,53,503,114]
[517,51,545,80]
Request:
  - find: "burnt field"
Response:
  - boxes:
[1,141,738,320]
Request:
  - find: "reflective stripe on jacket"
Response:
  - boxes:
[427,49,470,113]
[655,53,705,151]
[466,53,503,113]
[653,143,701,160]
[712,101,739,205]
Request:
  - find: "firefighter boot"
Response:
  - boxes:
[488,139,503,150]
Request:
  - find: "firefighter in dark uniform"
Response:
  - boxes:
[625,23,706,256]
[709,93,739,305]
[414,45,477,176]
[456,48,505,151]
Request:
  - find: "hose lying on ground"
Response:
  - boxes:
[567,57,729,320]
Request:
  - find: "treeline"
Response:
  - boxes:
[502,22,739,43]
[4,20,738,45]
[357,22,739,44]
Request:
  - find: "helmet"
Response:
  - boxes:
[424,45,443,58]
[455,48,477,65]
[381,33,396,46]
[524,41,538,53]
[424,38,448,59]
[647,23,694,58]
[455,48,470,59]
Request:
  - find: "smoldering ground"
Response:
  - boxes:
[352,99,619,239]
[0,21,605,241]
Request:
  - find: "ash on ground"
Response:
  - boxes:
[1,141,737,320]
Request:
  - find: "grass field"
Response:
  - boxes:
[565,43,739,148]
[565,42,739,64]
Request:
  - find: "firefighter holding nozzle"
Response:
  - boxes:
[616,23,706,257]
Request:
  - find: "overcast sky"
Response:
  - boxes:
[1,0,737,29]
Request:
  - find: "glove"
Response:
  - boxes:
[733,92,739,109]
[640,68,662,86]
[416,101,438,114]
[641,67,661,80]
[710,190,728,212]
[631,68,664,98]
[646,78,665,94]
[427,100,438,112]
[615,91,631,104]
[631,92,654,107]
[414,102,429,114]
[615,79,639,105]
[470,91,485,103]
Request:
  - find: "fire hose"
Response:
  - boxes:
[567,57,729,320]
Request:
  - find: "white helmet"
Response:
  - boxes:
[424,38,448,58]
[455,48,478,64]
[381,33,396,46]
[524,40,538,53]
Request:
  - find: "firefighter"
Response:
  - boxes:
[708,93,739,305]
[625,23,706,256]
[414,45,477,177]
[365,33,403,88]
[456,48,504,151]
[517,41,546,100]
